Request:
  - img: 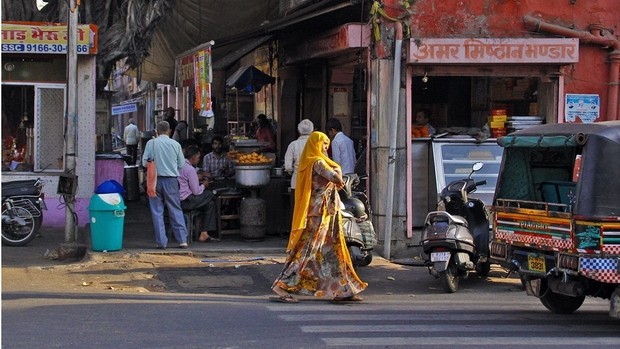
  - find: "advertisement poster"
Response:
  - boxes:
[565,94,599,123]
[193,47,213,117]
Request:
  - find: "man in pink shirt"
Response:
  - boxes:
[178,145,219,242]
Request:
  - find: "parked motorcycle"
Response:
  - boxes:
[1,179,46,246]
[419,162,491,293]
[340,174,376,267]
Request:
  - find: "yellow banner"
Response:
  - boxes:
[1,22,98,55]
[193,47,213,116]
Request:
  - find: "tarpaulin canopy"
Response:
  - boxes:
[226,65,275,93]
[134,0,358,84]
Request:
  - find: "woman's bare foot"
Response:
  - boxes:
[333,294,363,302]
[272,286,289,297]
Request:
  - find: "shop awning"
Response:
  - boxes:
[212,36,273,71]
[283,23,370,64]
[226,65,275,93]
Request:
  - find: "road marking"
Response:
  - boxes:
[301,324,619,333]
[278,312,608,322]
[323,336,620,346]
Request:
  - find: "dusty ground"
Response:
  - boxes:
[2,248,287,295]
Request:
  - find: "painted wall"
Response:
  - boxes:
[404,0,619,120]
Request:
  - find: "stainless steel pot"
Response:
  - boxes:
[271,167,284,176]
[235,164,271,188]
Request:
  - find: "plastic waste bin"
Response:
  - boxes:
[88,193,126,252]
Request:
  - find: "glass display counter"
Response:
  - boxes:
[432,138,503,206]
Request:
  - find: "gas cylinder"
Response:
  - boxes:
[240,197,266,241]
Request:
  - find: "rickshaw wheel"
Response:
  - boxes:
[540,290,585,314]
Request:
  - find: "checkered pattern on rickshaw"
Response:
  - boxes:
[496,230,571,250]
[580,257,620,283]
[603,245,620,254]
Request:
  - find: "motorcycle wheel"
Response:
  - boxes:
[2,206,37,246]
[540,290,585,314]
[440,260,459,293]
[358,253,373,267]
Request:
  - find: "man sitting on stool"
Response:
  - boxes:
[178,145,219,242]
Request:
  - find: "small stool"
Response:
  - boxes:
[183,209,201,243]
[165,208,200,243]
[215,193,243,239]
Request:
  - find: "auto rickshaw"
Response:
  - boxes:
[489,121,620,318]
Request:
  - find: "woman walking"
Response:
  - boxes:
[271,131,367,303]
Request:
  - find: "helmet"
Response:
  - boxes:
[341,197,366,218]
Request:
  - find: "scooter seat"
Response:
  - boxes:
[451,215,468,226]
[426,211,468,227]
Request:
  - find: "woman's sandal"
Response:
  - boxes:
[332,294,364,303]
[269,294,299,303]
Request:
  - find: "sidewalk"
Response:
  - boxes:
[99,197,290,255]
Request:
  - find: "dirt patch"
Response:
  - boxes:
[2,251,285,295]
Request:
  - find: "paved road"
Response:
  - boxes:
[2,255,618,348]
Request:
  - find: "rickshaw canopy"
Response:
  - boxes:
[495,121,620,218]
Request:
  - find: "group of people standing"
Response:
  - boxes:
[141,119,234,249]
[136,111,366,302]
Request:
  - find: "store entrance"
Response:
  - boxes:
[2,85,34,171]
[412,75,543,134]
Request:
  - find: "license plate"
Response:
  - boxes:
[528,255,546,273]
[431,252,451,262]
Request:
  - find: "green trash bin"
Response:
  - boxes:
[88,193,126,251]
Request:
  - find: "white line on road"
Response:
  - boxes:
[322,336,620,346]
[301,324,619,333]
[278,313,605,322]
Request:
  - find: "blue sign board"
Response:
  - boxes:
[111,103,137,115]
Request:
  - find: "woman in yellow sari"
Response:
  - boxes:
[271,131,367,303]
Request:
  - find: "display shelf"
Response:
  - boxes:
[432,140,504,206]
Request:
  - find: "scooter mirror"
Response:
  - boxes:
[472,162,484,172]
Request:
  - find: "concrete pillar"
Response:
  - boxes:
[369,58,408,259]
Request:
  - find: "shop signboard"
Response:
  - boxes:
[564,94,600,123]
[408,38,578,64]
[111,104,137,116]
[1,21,98,55]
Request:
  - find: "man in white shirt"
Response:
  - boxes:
[123,118,140,164]
[284,119,314,191]
[326,118,356,174]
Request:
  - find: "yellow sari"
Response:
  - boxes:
[274,131,367,299]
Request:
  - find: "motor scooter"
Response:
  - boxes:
[420,162,491,293]
[340,174,376,267]
[1,178,46,246]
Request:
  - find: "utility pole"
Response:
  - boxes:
[64,0,79,243]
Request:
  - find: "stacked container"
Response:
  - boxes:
[489,108,508,138]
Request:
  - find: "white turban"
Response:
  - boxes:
[297,119,314,135]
